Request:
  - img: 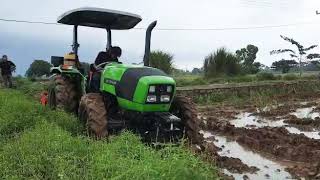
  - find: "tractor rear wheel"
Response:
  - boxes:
[48,75,79,113]
[78,93,108,138]
[170,96,203,144]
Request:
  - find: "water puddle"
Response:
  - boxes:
[286,127,320,140]
[200,131,292,180]
[230,112,285,128]
[290,107,320,120]
[230,112,320,140]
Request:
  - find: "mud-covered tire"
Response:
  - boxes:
[78,93,108,138]
[170,96,203,144]
[48,75,79,113]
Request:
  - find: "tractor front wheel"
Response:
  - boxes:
[78,93,108,138]
[170,96,203,144]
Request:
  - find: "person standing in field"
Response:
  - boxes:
[0,55,16,88]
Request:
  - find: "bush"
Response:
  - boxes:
[256,72,276,81]
[226,75,255,83]
[204,48,241,77]
[283,74,298,81]
[150,51,174,74]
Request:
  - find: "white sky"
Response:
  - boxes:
[0,0,320,74]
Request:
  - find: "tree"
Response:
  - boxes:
[271,59,298,73]
[26,60,52,77]
[149,51,174,74]
[191,68,202,74]
[236,44,261,74]
[203,48,241,77]
[270,35,320,76]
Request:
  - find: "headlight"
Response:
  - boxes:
[167,86,172,93]
[149,86,156,93]
[160,95,170,102]
[146,95,157,103]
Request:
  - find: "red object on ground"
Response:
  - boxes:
[40,91,48,106]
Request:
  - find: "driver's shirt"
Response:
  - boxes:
[95,51,118,66]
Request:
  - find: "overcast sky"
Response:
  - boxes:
[0,0,320,75]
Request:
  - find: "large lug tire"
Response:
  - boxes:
[78,93,108,138]
[170,96,203,144]
[48,75,80,113]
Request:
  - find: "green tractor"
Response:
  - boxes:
[48,7,202,143]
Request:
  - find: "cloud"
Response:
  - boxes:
[0,0,320,74]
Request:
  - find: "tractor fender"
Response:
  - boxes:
[50,67,62,74]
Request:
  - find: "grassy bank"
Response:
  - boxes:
[0,89,218,179]
[192,80,320,107]
[174,72,318,87]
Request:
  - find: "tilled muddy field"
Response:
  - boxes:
[197,96,320,179]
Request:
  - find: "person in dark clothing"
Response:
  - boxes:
[95,46,122,66]
[91,46,122,92]
[0,55,16,88]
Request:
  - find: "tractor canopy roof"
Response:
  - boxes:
[57,7,142,29]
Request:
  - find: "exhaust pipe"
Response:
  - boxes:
[143,21,157,66]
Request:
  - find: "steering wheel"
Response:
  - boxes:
[94,62,112,71]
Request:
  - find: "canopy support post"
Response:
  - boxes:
[72,25,80,56]
[107,28,112,50]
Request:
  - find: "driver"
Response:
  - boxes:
[90,46,122,92]
[95,46,122,66]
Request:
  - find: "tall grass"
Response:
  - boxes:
[0,89,218,179]
[194,80,320,107]
[174,72,318,87]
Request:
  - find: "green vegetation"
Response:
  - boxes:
[174,72,317,87]
[13,77,48,98]
[270,35,320,76]
[283,73,299,81]
[194,80,320,107]
[236,44,261,74]
[149,51,174,74]
[26,60,52,78]
[256,72,277,81]
[271,60,298,73]
[0,88,217,179]
[204,48,241,77]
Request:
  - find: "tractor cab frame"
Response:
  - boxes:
[56,7,156,66]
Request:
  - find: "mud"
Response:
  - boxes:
[201,132,259,176]
[198,96,320,179]
[201,131,291,179]
[283,115,320,132]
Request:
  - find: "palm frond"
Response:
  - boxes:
[307,53,320,59]
[290,54,298,58]
[303,45,318,51]
[280,35,304,51]
[270,49,296,55]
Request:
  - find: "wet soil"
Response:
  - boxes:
[197,95,320,179]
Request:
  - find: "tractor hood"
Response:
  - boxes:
[115,67,169,101]
[101,63,176,111]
